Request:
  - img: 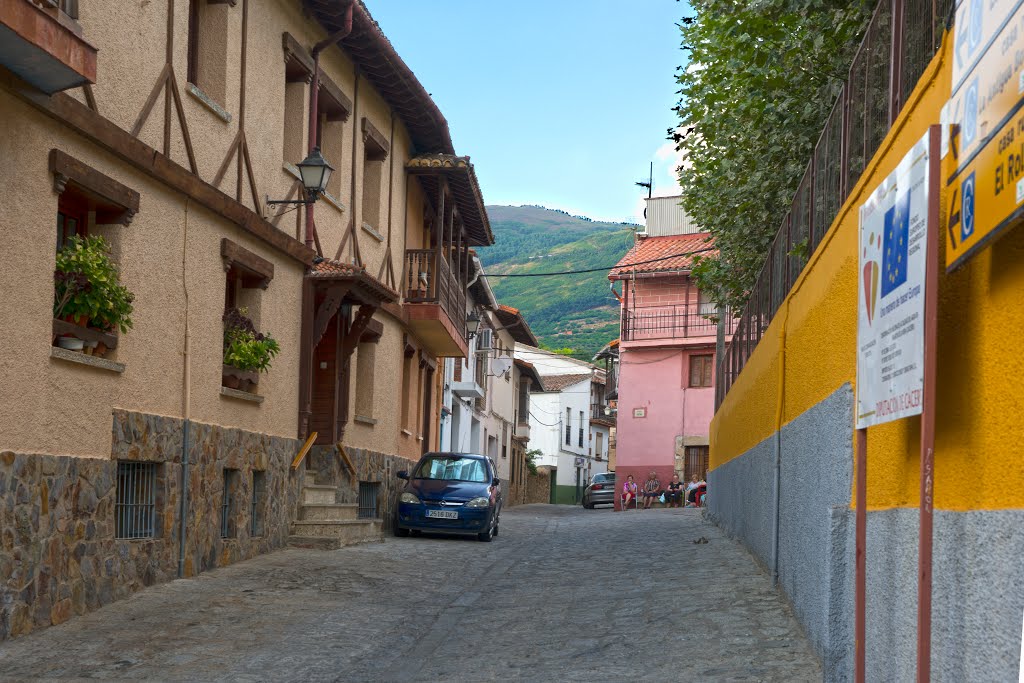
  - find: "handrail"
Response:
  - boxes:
[291,431,318,470]
[336,442,356,482]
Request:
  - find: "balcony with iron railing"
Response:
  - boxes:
[404,249,468,357]
[623,303,732,343]
[715,0,951,409]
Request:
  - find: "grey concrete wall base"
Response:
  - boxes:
[709,383,855,680]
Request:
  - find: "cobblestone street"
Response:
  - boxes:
[0,505,820,682]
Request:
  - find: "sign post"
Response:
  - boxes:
[855,128,938,683]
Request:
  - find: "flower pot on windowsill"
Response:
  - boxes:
[222,365,259,393]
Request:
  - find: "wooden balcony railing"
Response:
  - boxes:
[404,249,466,334]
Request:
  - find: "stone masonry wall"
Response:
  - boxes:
[0,410,303,641]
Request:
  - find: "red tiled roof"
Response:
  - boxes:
[308,259,399,303]
[609,233,715,278]
[539,373,592,392]
[494,305,538,347]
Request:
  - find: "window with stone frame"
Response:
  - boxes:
[51,151,139,359]
[221,468,240,539]
[115,461,161,539]
[187,0,230,107]
[250,470,266,537]
[361,118,389,232]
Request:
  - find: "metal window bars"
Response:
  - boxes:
[116,461,157,539]
[357,482,379,519]
[250,471,266,537]
[221,469,238,539]
[715,0,952,410]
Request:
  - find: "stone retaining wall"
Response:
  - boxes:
[0,410,303,641]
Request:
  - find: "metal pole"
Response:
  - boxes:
[855,427,867,683]
[915,124,941,683]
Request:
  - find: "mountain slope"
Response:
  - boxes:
[480,205,637,359]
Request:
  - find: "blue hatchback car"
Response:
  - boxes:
[393,452,502,542]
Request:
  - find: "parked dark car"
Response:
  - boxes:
[393,452,502,542]
[582,472,615,509]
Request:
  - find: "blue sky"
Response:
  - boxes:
[369,1,690,224]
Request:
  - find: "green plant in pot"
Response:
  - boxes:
[53,235,135,354]
[223,307,280,392]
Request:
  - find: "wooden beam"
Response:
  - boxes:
[311,284,351,348]
[2,70,316,265]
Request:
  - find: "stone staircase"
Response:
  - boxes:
[288,484,384,550]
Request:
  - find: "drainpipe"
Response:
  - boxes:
[305,0,355,250]
[770,301,790,587]
[178,199,193,579]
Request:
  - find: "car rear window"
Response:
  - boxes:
[594,473,615,484]
[414,456,489,483]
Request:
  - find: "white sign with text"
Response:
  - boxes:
[856,134,930,429]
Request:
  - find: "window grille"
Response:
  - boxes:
[358,482,379,519]
[565,408,571,445]
[250,471,266,537]
[116,462,157,539]
[578,411,584,447]
[221,469,239,538]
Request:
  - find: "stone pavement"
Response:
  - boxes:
[0,505,821,682]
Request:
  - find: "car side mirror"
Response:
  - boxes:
[492,477,500,486]
[397,470,409,480]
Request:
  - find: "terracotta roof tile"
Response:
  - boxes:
[539,373,592,392]
[609,233,715,278]
[307,259,399,303]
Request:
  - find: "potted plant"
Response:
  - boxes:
[53,235,135,355]
[223,307,281,392]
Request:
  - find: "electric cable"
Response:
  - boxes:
[484,246,716,278]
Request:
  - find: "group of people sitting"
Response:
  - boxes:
[621,471,706,510]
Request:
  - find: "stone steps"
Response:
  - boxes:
[301,484,338,505]
[298,503,360,521]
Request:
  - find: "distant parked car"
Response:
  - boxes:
[393,452,502,542]
[582,472,616,509]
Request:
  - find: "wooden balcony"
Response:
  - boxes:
[404,249,468,358]
[1,1,96,94]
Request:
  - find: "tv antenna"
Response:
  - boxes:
[635,161,653,199]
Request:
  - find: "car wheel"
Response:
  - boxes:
[394,525,410,537]
[410,529,421,537]
[477,518,494,542]
[493,523,499,537]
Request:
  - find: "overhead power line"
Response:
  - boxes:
[483,246,716,278]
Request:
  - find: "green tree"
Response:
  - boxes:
[673,0,872,310]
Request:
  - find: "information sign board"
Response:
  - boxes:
[857,134,930,429]
[945,0,1024,268]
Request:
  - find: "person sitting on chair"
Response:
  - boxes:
[686,472,705,506]
[641,471,662,509]
[664,473,684,508]
[621,475,638,510]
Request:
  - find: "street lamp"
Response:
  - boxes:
[466,311,481,340]
[267,147,335,206]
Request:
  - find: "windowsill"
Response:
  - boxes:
[220,387,264,404]
[354,414,377,426]
[282,163,346,214]
[186,83,232,123]
[361,222,384,242]
[401,429,413,438]
[50,346,126,373]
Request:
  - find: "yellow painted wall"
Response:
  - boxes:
[711,32,1024,511]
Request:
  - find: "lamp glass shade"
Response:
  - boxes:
[297,146,334,195]
[466,312,481,336]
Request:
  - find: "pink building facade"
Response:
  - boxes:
[610,225,719,508]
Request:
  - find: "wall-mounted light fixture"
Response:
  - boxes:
[267,146,335,207]
[466,311,481,340]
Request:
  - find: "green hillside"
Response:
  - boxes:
[480,205,637,359]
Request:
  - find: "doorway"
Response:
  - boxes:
[549,467,557,504]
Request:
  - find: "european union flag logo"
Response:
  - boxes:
[882,189,910,297]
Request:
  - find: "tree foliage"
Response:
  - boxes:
[673,0,873,309]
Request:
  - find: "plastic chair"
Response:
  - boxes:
[620,489,639,510]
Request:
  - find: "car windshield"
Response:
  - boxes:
[594,473,615,484]
[414,456,489,483]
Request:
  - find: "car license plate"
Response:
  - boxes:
[425,509,458,519]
